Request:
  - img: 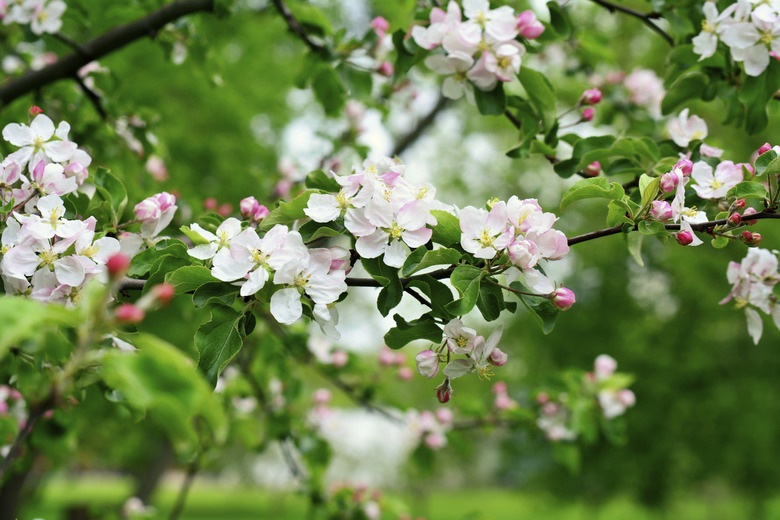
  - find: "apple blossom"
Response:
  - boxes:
[443,325,503,381]
[552,287,575,310]
[650,201,673,222]
[580,88,602,105]
[668,109,708,147]
[415,350,440,379]
[581,107,595,122]
[516,10,544,39]
[691,160,743,199]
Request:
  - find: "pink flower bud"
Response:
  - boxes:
[370,16,389,38]
[535,391,549,404]
[489,347,508,367]
[516,10,545,39]
[152,283,175,305]
[415,350,440,379]
[581,107,595,122]
[552,287,575,311]
[594,354,617,378]
[580,88,602,105]
[398,366,413,380]
[674,158,693,177]
[203,197,218,211]
[435,407,453,424]
[217,203,233,217]
[746,232,762,246]
[331,349,348,367]
[492,381,508,395]
[660,171,679,193]
[728,212,742,226]
[494,393,514,411]
[436,379,452,403]
[153,192,176,211]
[584,161,600,176]
[758,142,772,156]
[313,388,332,405]
[29,105,43,117]
[618,389,636,407]
[378,61,394,77]
[378,347,396,366]
[106,252,131,278]
[650,200,673,221]
[734,199,747,210]
[240,197,269,222]
[743,207,758,225]
[424,432,446,449]
[676,230,693,246]
[115,303,145,323]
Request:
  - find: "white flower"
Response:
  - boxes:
[667,109,708,147]
[691,160,743,199]
[2,114,76,168]
[187,218,243,260]
[443,325,503,380]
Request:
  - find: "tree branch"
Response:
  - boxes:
[0,392,54,480]
[588,0,673,46]
[271,0,326,54]
[392,95,450,157]
[0,0,215,106]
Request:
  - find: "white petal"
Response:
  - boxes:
[745,307,763,344]
[270,287,302,325]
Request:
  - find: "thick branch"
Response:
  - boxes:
[0,0,215,106]
[588,0,673,46]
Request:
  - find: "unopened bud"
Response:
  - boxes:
[676,230,693,246]
[217,203,233,217]
[203,197,218,211]
[743,207,758,225]
[733,198,747,210]
[492,381,508,395]
[398,366,413,381]
[377,61,394,77]
[535,391,549,404]
[742,231,762,246]
[650,200,673,221]
[758,142,772,156]
[115,303,145,323]
[152,283,175,305]
[584,161,600,176]
[728,212,742,226]
[516,10,545,39]
[580,88,602,105]
[331,349,348,367]
[436,379,452,404]
[29,105,44,117]
[618,389,636,407]
[674,158,693,177]
[313,388,332,405]
[415,350,440,379]
[660,171,679,193]
[106,252,131,278]
[581,107,595,122]
[552,287,575,311]
[489,347,508,367]
[370,16,389,38]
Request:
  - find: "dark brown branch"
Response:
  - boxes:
[73,74,107,119]
[0,0,215,106]
[271,0,326,54]
[392,95,450,157]
[504,109,522,130]
[588,0,673,46]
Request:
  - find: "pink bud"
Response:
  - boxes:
[758,142,772,156]
[217,203,233,217]
[552,287,575,311]
[584,161,600,176]
[313,388,332,405]
[435,407,453,424]
[660,171,679,193]
[378,61,394,77]
[152,283,175,305]
[398,366,413,381]
[153,191,176,211]
[331,349,348,367]
[115,303,145,323]
[492,381,508,395]
[494,393,514,411]
[536,391,549,404]
[240,196,259,218]
[618,389,636,407]
[750,232,763,245]
[370,16,389,38]
[728,212,742,226]
[674,158,693,177]
[581,107,595,122]
[594,354,617,378]
[676,230,693,246]
[106,252,131,278]
[743,207,758,225]
[29,105,43,116]
[516,10,545,39]
[436,379,452,403]
[489,347,508,367]
[424,432,446,449]
[650,200,673,221]
[580,88,602,105]
[734,199,747,210]
[203,197,218,211]
[741,230,754,242]
[415,350,440,379]
[378,347,395,366]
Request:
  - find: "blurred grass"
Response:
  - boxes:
[21,475,780,520]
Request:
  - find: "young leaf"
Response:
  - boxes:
[560,178,625,210]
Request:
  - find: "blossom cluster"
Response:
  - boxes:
[411,0,544,101]
[1,0,66,35]
[305,156,439,268]
[406,407,453,450]
[186,219,349,331]
[536,355,635,442]
[692,2,780,76]
[720,247,780,344]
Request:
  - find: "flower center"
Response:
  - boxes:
[497,55,512,69]
[476,362,494,381]
[479,228,495,247]
[38,249,58,267]
[711,179,723,189]
[388,221,404,240]
[82,245,99,258]
[335,190,349,208]
[250,248,267,266]
[702,19,714,33]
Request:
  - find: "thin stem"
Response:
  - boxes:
[588,0,673,46]
[485,279,549,298]
[0,393,54,480]
[167,455,200,520]
[271,0,326,54]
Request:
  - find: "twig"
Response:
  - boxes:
[271,0,326,54]
[0,393,54,480]
[588,0,673,46]
[167,455,200,520]
[0,0,216,105]
[392,95,450,157]
[73,74,108,119]
[504,110,522,130]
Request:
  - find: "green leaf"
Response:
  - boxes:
[260,190,314,230]
[711,236,729,248]
[726,181,768,200]
[626,231,644,266]
[192,282,237,309]
[606,200,633,227]
[0,297,77,361]
[92,168,128,222]
[312,64,346,117]
[305,169,340,192]
[474,83,506,116]
[180,225,212,246]
[298,220,344,243]
[661,73,709,115]
[361,257,403,316]
[429,210,461,247]
[518,66,556,131]
[638,220,666,237]
[392,29,425,77]
[560,177,625,210]
[546,1,571,38]
[401,247,461,277]
[195,307,244,387]
[640,177,660,210]
[754,150,778,176]
[405,275,455,320]
[286,3,332,36]
[476,280,504,321]
[445,265,484,316]
[128,240,189,277]
[165,265,216,293]
[384,314,442,350]
[511,283,558,334]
